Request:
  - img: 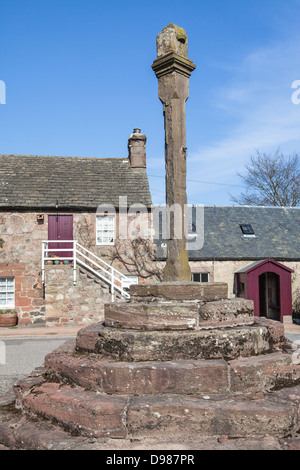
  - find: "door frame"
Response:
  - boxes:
[258,271,281,321]
[48,214,74,259]
[246,259,293,323]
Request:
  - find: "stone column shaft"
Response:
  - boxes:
[152,24,196,282]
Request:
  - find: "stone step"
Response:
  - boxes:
[45,347,230,395]
[78,266,124,299]
[44,341,300,395]
[104,298,254,331]
[105,302,200,330]
[229,352,300,393]
[15,381,128,439]
[0,408,296,450]
[13,374,300,440]
[126,392,297,439]
[76,316,287,361]
[129,282,228,302]
[77,322,277,361]
[199,298,254,328]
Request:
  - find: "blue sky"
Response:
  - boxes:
[1,0,300,205]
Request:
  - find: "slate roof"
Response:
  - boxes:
[0,154,152,209]
[156,205,300,261]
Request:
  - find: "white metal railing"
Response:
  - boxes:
[42,240,130,301]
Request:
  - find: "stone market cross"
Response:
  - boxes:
[152,23,196,282]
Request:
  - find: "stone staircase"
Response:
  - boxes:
[78,264,126,301]
[1,281,300,450]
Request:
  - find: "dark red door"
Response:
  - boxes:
[48,215,73,259]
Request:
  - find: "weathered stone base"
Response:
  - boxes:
[1,281,300,450]
[0,406,297,450]
[4,367,300,444]
[44,341,300,396]
[76,320,285,362]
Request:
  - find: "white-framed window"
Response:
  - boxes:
[96,215,115,245]
[192,272,210,283]
[0,277,15,308]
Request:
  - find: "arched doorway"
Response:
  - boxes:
[259,272,280,321]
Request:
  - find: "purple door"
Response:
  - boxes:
[48,215,73,259]
[246,259,293,323]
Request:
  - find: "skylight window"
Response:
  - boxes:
[240,224,255,236]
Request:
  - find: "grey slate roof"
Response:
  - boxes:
[156,206,300,261]
[0,154,152,209]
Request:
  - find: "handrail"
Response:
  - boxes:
[76,250,129,298]
[41,240,131,301]
[76,242,126,281]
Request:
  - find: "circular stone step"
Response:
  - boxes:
[77,323,275,361]
[104,298,254,330]
[129,282,228,302]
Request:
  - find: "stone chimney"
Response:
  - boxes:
[128,128,146,168]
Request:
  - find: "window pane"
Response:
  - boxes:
[0,277,15,307]
[96,216,115,245]
[192,273,209,282]
[240,224,254,235]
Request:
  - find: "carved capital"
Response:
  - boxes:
[152,52,196,79]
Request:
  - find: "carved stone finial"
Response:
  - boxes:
[152,23,195,80]
[156,23,188,58]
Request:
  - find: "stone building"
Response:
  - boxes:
[157,205,300,323]
[0,129,152,326]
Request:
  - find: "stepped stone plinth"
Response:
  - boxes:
[72,282,286,364]
[105,294,254,331]
[1,279,300,449]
